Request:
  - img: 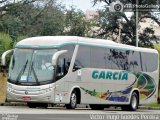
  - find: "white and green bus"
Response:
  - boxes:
[2,36,159,111]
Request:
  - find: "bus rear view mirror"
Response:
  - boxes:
[1,49,13,66]
[52,50,68,66]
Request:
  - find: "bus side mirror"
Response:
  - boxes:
[52,50,68,66]
[1,49,13,66]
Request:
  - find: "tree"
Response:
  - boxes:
[93,0,160,48]
[36,3,65,35]
[0,0,95,45]
[64,8,91,37]
[0,0,38,18]
[0,1,37,41]
[0,0,65,39]
[139,27,158,47]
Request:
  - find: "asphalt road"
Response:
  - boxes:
[0,106,160,120]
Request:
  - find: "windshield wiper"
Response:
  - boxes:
[11,56,15,69]
[16,60,28,84]
[30,62,40,85]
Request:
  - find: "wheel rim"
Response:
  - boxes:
[131,95,137,109]
[71,93,77,107]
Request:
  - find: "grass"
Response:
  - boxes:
[144,103,160,107]
[154,44,160,52]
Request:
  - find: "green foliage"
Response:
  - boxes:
[64,8,90,36]
[0,32,12,56]
[39,6,65,36]
[0,0,92,40]
[144,103,160,107]
[154,44,160,53]
[16,35,28,42]
[139,28,158,48]
[0,1,65,37]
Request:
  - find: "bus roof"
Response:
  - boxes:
[15,36,158,54]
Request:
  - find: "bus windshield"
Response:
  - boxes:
[9,48,57,85]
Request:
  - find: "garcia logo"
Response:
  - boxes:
[92,70,128,80]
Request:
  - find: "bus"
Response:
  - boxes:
[2,36,159,111]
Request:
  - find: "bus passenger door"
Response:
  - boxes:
[54,57,66,103]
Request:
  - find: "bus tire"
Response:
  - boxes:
[90,105,105,110]
[27,102,37,108]
[121,92,139,111]
[66,90,77,109]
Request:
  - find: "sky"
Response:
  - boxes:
[57,0,105,12]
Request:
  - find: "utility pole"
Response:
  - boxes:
[118,19,122,43]
[136,0,139,47]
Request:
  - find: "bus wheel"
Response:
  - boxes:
[121,92,138,111]
[90,105,105,110]
[66,90,77,109]
[27,102,37,108]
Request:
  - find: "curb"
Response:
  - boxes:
[0,102,26,106]
[1,103,160,110]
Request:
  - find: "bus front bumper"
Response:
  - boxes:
[7,83,55,103]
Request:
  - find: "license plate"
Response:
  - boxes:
[22,96,31,101]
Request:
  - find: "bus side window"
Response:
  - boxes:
[59,45,75,74]
[73,46,90,72]
[56,57,71,79]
